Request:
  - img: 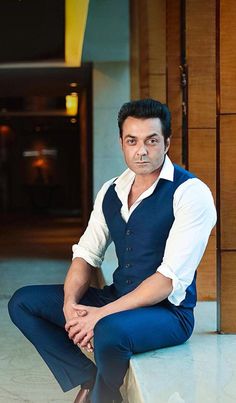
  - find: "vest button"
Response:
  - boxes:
[125,263,131,268]
[126,247,132,251]
[125,279,132,284]
[126,229,131,235]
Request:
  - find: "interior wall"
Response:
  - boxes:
[130,0,217,301]
[81,0,130,284]
[218,0,236,332]
[166,0,182,166]
[186,0,217,300]
[93,62,129,196]
[82,0,130,198]
[130,0,167,102]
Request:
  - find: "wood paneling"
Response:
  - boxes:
[188,128,216,300]
[197,234,216,300]
[188,129,216,198]
[220,0,236,113]
[130,0,140,100]
[130,0,166,102]
[166,0,182,165]
[130,0,218,303]
[147,0,166,75]
[220,115,236,250]
[149,74,166,103]
[186,0,217,302]
[186,0,216,128]
[139,0,150,99]
[220,252,236,333]
[217,1,236,332]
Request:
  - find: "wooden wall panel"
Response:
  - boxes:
[186,1,217,301]
[130,0,166,102]
[220,252,236,333]
[166,0,182,166]
[220,115,236,250]
[130,0,140,100]
[197,235,216,300]
[217,1,236,332]
[149,74,166,103]
[188,129,216,196]
[147,0,166,75]
[186,0,216,128]
[188,128,216,299]
[220,0,236,113]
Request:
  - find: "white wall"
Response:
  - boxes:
[93,61,129,196]
[82,0,129,62]
[82,0,130,196]
[82,1,130,283]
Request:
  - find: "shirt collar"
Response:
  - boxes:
[114,155,174,191]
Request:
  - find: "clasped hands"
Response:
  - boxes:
[65,304,103,353]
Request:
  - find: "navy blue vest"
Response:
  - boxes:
[102,164,197,308]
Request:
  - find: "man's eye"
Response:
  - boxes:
[127,139,135,144]
[147,138,158,144]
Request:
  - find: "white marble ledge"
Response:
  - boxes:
[125,302,236,403]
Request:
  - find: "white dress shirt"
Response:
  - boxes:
[72,156,217,306]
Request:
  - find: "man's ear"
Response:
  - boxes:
[119,136,123,150]
[165,137,171,154]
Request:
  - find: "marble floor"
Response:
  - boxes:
[1,215,236,402]
[0,215,82,402]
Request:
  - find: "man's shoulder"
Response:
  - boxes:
[173,163,196,180]
[98,177,117,194]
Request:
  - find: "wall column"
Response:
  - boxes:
[217,0,236,332]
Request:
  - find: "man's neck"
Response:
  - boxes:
[132,170,161,190]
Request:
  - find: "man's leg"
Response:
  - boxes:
[91,303,194,403]
[8,284,106,392]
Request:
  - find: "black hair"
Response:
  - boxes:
[118,98,171,141]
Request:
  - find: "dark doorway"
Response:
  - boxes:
[0,64,93,230]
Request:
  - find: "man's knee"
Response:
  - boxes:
[8,285,33,324]
[94,313,131,355]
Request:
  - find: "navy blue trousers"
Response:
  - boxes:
[8,284,194,403]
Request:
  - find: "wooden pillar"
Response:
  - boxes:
[186,0,217,301]
[166,0,182,165]
[217,0,236,332]
[130,0,218,302]
[130,0,166,102]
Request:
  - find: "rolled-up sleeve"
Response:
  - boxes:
[157,178,217,306]
[72,179,114,267]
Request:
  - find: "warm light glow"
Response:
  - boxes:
[66,93,78,116]
[65,0,89,66]
[33,158,47,168]
[0,125,10,135]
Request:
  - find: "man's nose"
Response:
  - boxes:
[137,144,148,156]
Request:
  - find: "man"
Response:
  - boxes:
[8,99,216,403]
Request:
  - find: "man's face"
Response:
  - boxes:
[120,117,170,176]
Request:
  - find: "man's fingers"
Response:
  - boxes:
[72,304,88,312]
[76,310,87,317]
[80,333,93,348]
[73,330,87,345]
[65,318,79,332]
[68,324,82,340]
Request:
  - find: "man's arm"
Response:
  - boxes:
[63,257,93,323]
[67,272,172,347]
[63,179,114,349]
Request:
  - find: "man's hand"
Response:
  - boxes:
[65,304,103,349]
[63,301,80,324]
[63,302,93,351]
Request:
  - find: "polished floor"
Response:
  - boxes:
[0,214,82,402]
[1,215,236,402]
